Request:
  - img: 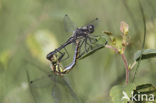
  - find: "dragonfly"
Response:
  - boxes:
[46,14,103,62]
[25,41,81,102]
[50,40,80,75]
[25,40,107,103]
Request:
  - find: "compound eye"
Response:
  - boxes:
[89,25,93,29]
[88,25,94,33]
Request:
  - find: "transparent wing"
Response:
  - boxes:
[64,14,77,33]
[78,35,108,59]
[52,84,62,103]
[25,57,80,102]
[29,74,53,88]
[61,77,79,101]
[52,76,80,102]
[79,44,105,60]
[26,69,38,103]
[84,17,99,29]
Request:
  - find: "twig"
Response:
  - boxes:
[105,45,119,53]
[105,44,129,84]
[121,53,129,84]
[130,61,137,70]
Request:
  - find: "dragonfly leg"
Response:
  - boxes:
[78,39,85,53]
[84,38,90,52]
[77,51,85,59]
[57,51,65,61]
[88,36,98,44]
[85,37,94,51]
[57,52,65,62]
[59,47,70,62]
[76,39,85,59]
[78,38,96,59]
[78,37,98,59]
[79,39,85,49]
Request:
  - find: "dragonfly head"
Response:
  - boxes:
[87,24,94,33]
[48,54,57,64]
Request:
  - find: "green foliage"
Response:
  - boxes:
[134,49,156,61]
[131,84,156,103]
[110,84,156,103]
[110,83,136,103]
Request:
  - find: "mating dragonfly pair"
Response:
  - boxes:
[46,15,107,75]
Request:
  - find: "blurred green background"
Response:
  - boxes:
[0,0,156,103]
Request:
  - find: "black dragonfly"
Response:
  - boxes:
[46,14,103,61]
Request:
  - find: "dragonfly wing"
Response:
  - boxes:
[25,69,38,103]
[52,84,62,103]
[29,75,53,88]
[79,44,105,60]
[78,35,108,59]
[61,77,79,101]
[64,14,77,34]
[51,76,80,102]
[84,17,99,29]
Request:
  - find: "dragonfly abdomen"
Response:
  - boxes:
[46,37,74,61]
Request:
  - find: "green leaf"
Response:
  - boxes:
[132,83,156,102]
[134,49,156,61]
[110,83,136,103]
[135,84,156,95]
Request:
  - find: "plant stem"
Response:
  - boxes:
[130,61,137,70]
[105,45,119,53]
[105,44,129,84]
[121,53,129,84]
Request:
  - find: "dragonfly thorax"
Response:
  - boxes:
[75,25,94,37]
[81,25,94,34]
